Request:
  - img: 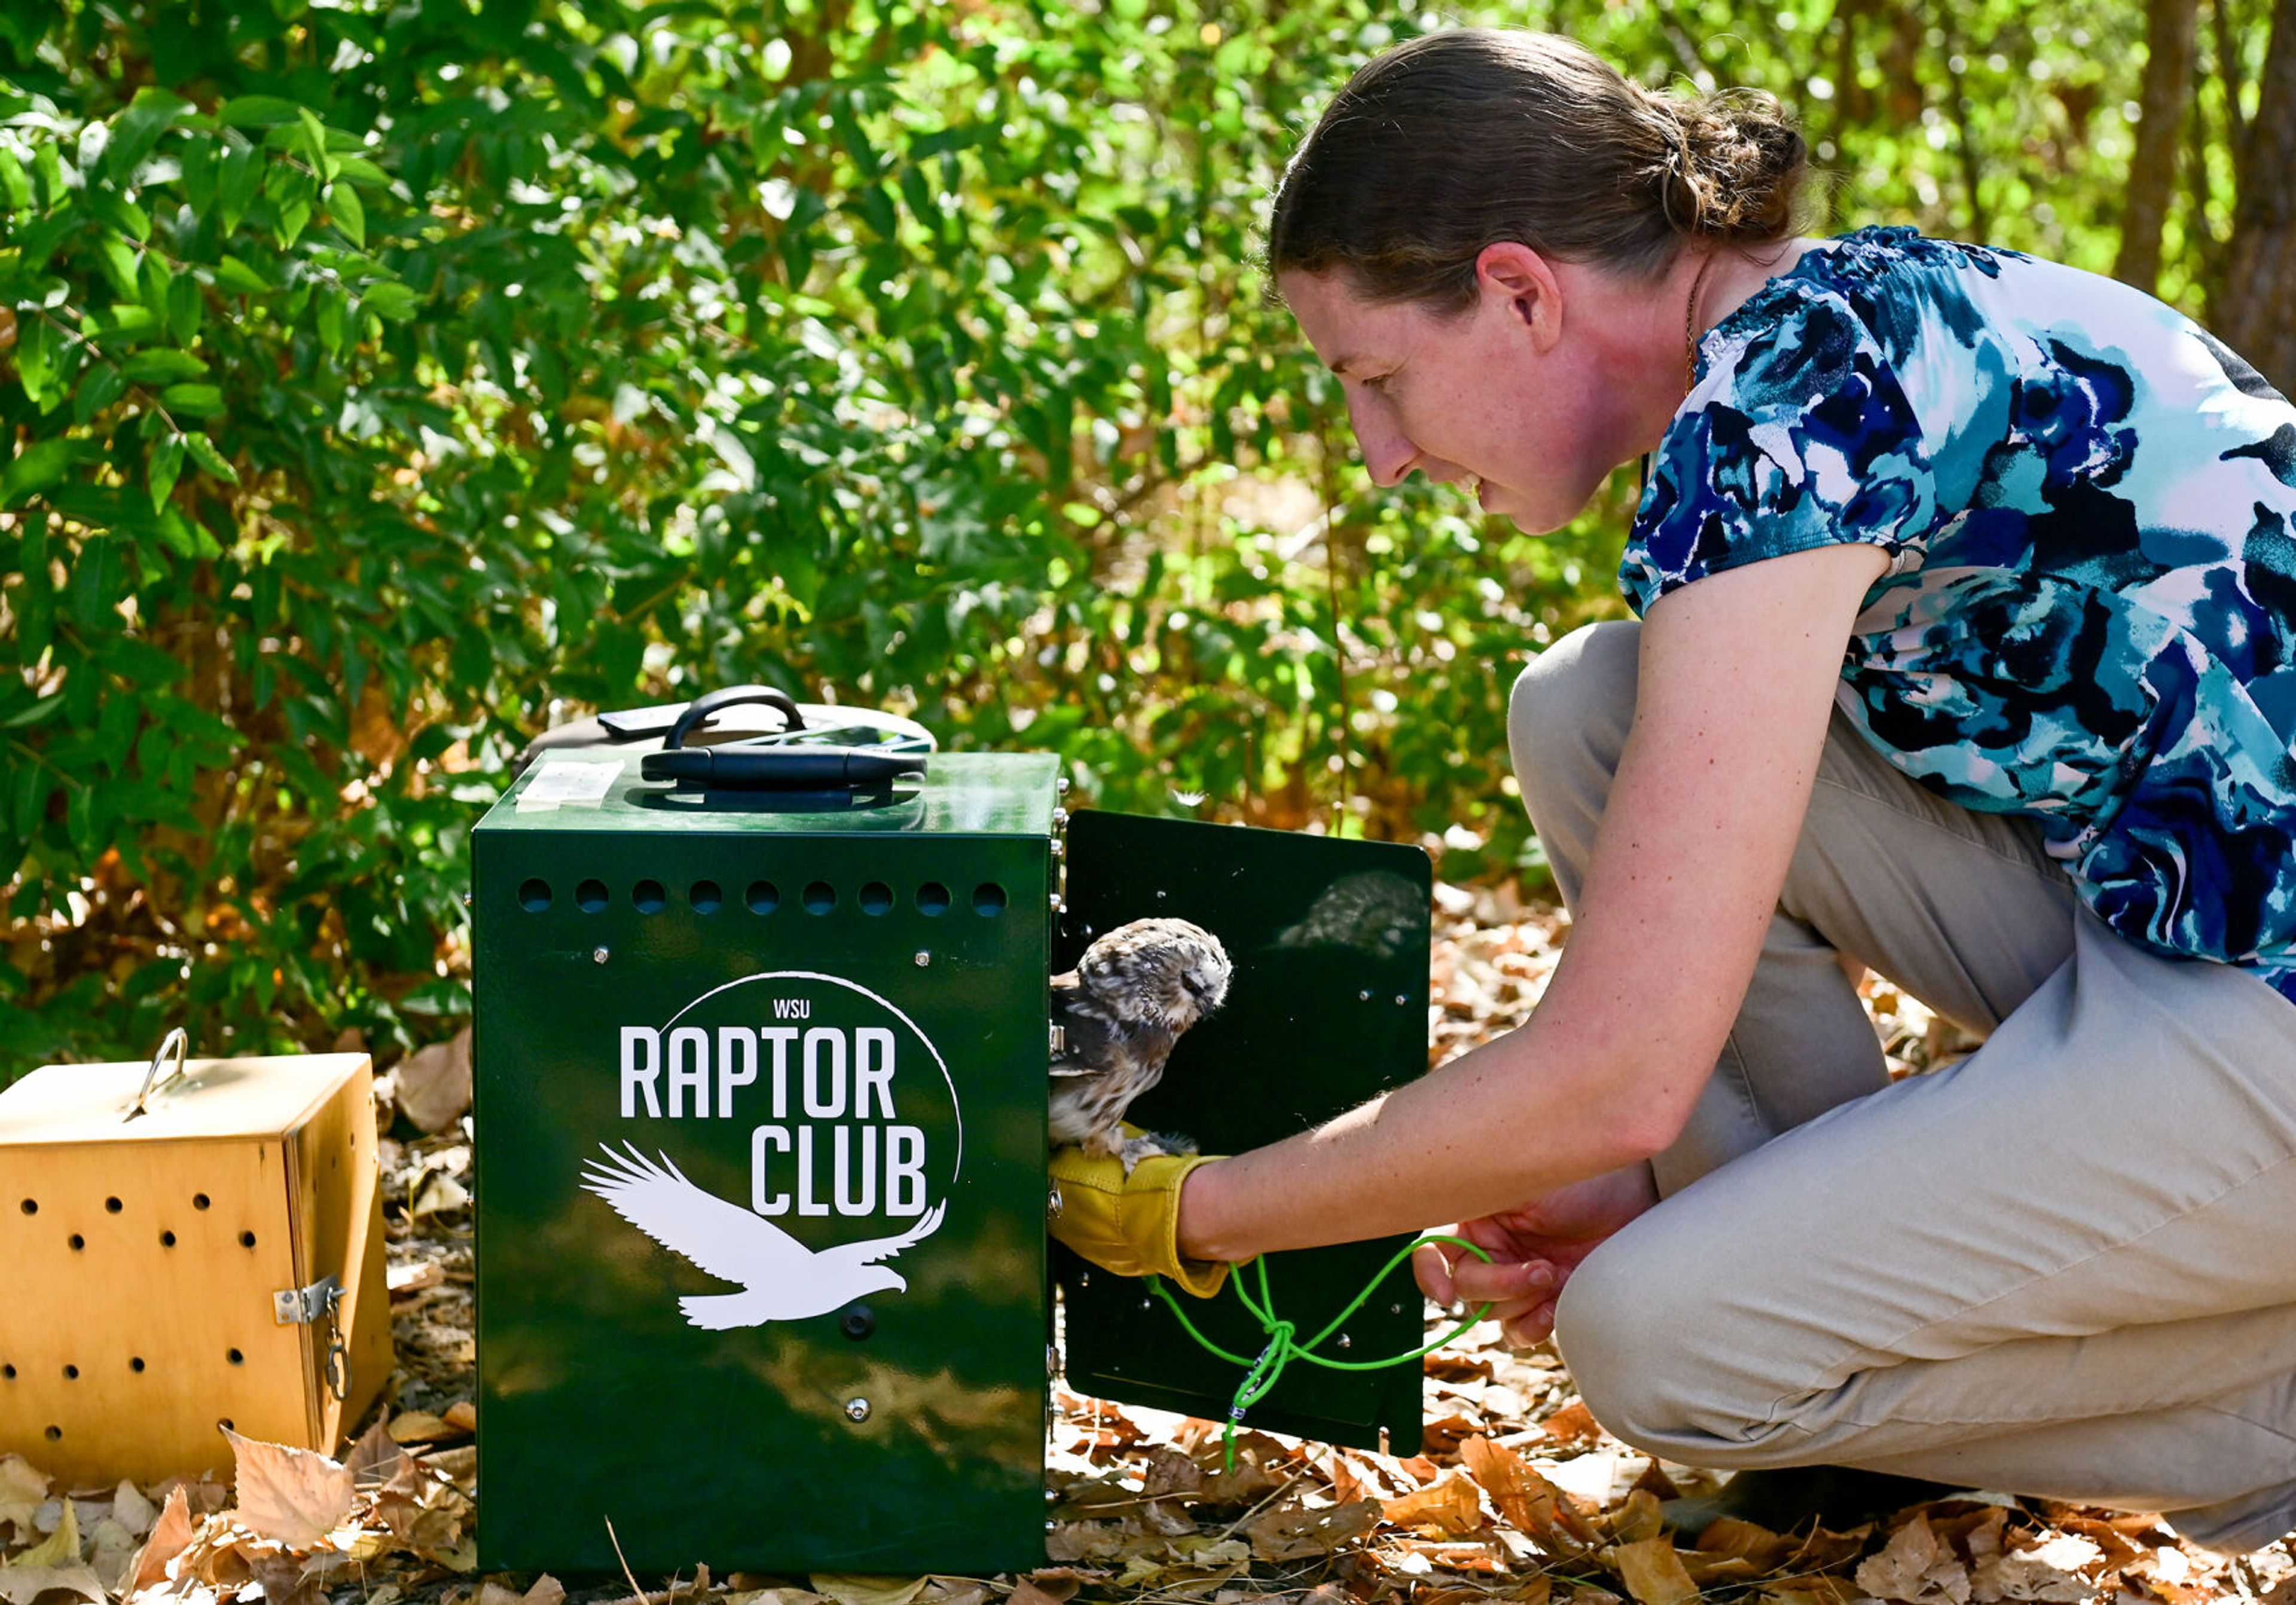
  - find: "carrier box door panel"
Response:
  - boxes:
[1056,811,1433,1455]
[472,753,1057,1574]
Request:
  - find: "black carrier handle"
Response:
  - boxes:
[639,686,931,792]
[663,684,805,748]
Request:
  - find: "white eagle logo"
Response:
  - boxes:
[581,1142,947,1329]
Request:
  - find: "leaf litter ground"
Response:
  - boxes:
[4,892,2289,1605]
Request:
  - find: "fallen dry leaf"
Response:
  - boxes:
[343,1418,399,1484]
[10,1493,77,1569]
[398,1028,473,1133]
[2050,1518,2144,1572]
[477,1575,566,1605]
[108,1482,154,1542]
[413,1170,472,1219]
[1970,1539,2098,1603]
[389,1260,447,1296]
[1458,1436,1594,1552]
[1541,1402,1603,1445]
[248,1549,334,1605]
[1693,1518,1796,1573]
[389,1412,453,1444]
[1009,1582,1071,1605]
[225,1429,355,1551]
[1858,1516,1972,1605]
[1604,1489,1665,1546]
[86,1516,139,1592]
[810,1575,931,1605]
[1612,1537,1701,1605]
[1244,1498,1382,1561]
[124,1484,193,1596]
[1383,1472,1486,1537]
[0,1460,44,1542]
[0,1563,106,1605]
[1760,1582,1861,1605]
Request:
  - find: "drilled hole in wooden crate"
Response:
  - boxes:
[17,1199,33,1215]
[68,1234,84,1251]
[3,1364,16,1380]
[227,1349,244,1365]
[43,1426,59,1442]
[217,1418,233,1433]
[239,1231,257,1248]
[160,1231,177,1248]
[104,1197,123,1213]
[129,1358,145,1372]
[62,1365,78,1380]
[193,1193,211,1210]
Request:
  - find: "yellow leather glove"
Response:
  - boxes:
[1048,1127,1231,1299]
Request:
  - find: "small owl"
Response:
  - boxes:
[1049,917,1232,1173]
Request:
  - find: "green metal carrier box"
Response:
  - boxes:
[472,751,1433,1575]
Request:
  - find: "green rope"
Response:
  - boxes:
[1146,1234,1497,1469]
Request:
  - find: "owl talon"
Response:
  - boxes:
[1116,1129,1196,1175]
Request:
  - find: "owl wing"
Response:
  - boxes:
[1050,975,1125,1077]
[581,1142,809,1288]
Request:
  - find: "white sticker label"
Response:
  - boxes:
[520,759,622,808]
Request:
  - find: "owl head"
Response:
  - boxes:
[1077,916,1233,1032]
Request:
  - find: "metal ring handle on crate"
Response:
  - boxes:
[128,1028,190,1121]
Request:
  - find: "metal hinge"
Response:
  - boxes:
[273,1275,350,1402]
[1049,1022,1066,1057]
[273,1274,343,1325]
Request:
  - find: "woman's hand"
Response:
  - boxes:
[1413,1162,1659,1347]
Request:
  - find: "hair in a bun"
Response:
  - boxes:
[1270,29,1813,310]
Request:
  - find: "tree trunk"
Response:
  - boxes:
[2216,0,2296,392]
[2115,0,2201,292]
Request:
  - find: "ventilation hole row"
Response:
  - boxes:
[518,878,1009,918]
[20,1191,211,1216]
[29,1418,236,1444]
[1,1352,232,1380]
[28,1225,252,1250]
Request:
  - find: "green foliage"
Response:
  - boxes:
[0,0,2268,1078]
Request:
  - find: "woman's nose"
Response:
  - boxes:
[1346,392,1418,487]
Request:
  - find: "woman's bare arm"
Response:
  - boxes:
[1177,540,1891,1262]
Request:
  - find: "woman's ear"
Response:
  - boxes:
[1474,241,1564,352]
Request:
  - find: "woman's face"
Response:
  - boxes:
[1278,259,1615,535]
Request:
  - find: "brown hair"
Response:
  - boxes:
[1268,29,1812,310]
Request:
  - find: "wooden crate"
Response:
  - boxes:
[0,1051,391,1486]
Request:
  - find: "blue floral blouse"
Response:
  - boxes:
[1623,226,2296,1001]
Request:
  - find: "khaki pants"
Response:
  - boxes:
[1512,620,2296,1552]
